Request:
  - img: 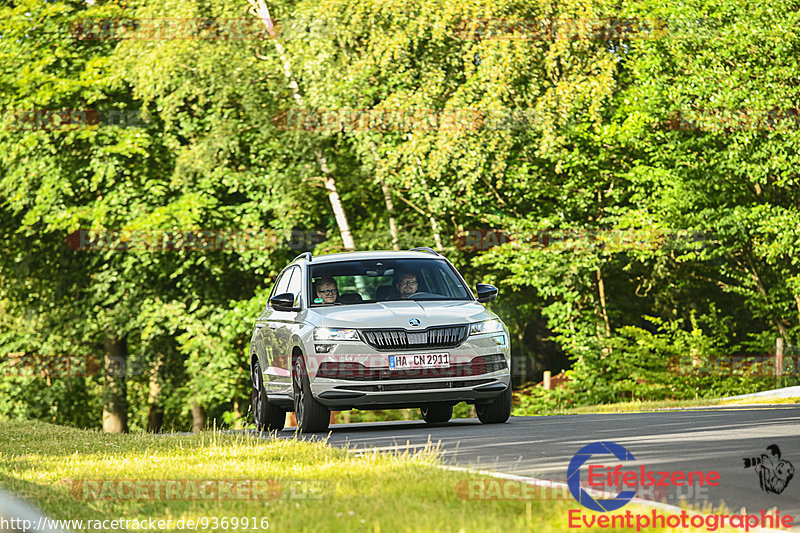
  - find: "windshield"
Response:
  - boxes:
[308,258,472,306]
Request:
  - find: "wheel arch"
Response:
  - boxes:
[250,351,261,388]
[291,345,305,377]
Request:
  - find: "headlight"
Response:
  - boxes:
[313,327,360,341]
[469,319,504,335]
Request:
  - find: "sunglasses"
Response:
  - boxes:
[318,289,338,295]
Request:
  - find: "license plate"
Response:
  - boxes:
[388,353,450,370]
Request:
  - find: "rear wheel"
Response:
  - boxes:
[476,386,511,424]
[292,355,330,433]
[251,359,285,431]
[420,404,453,424]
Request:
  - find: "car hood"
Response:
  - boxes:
[308,300,498,329]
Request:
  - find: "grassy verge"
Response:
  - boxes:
[0,420,744,532]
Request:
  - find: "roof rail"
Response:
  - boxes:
[293,251,312,263]
[409,247,440,256]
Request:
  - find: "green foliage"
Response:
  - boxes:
[516,313,799,413]
[2,0,799,430]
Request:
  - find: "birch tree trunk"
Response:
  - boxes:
[381,180,400,250]
[596,268,611,337]
[365,139,400,249]
[249,0,355,251]
[423,189,444,250]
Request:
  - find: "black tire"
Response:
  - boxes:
[420,404,453,423]
[476,386,512,424]
[252,359,285,431]
[292,355,330,433]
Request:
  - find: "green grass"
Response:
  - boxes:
[0,420,746,532]
[0,420,564,532]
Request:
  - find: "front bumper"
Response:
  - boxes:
[305,333,510,409]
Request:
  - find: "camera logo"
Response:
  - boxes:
[744,444,795,495]
[567,441,637,512]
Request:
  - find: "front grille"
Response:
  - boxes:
[316,354,507,381]
[337,378,495,392]
[359,325,469,351]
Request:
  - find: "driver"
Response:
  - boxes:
[395,271,419,299]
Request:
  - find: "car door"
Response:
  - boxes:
[265,265,302,394]
[255,268,292,394]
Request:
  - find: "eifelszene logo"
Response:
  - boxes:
[567,441,721,512]
[744,444,795,495]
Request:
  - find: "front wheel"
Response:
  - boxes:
[420,404,453,424]
[252,359,285,431]
[476,386,511,424]
[292,355,330,433]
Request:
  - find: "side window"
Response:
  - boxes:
[286,267,302,306]
[273,269,292,296]
[269,271,285,299]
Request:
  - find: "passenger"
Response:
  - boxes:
[315,277,338,304]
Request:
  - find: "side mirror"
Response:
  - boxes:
[270,292,299,312]
[476,283,498,303]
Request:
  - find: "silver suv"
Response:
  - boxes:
[249,248,512,432]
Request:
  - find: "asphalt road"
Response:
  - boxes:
[267,405,800,528]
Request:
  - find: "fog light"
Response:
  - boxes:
[491,335,506,346]
[315,344,333,353]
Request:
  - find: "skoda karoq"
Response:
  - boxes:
[249,248,511,432]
